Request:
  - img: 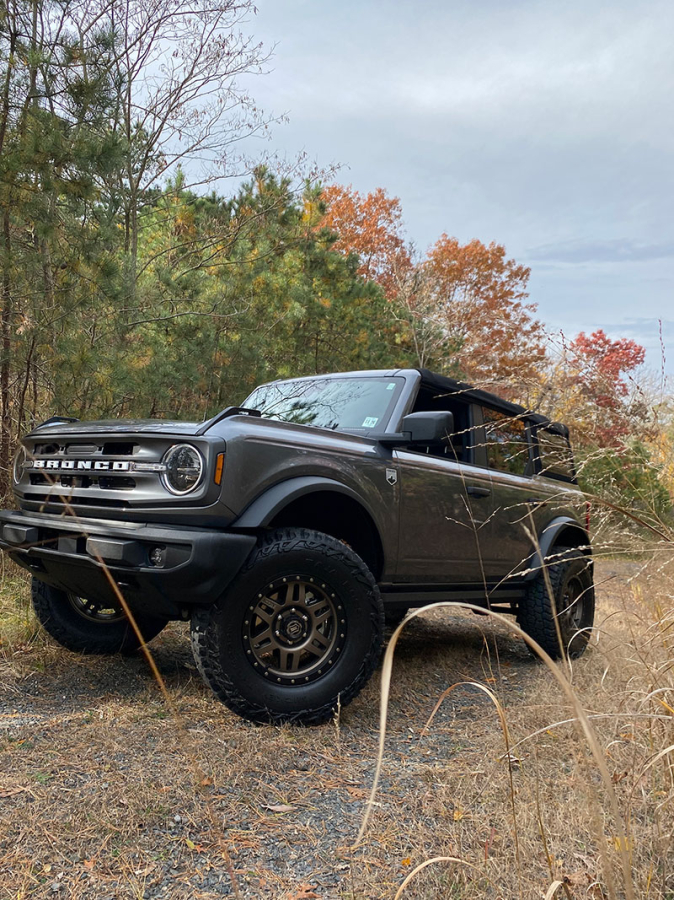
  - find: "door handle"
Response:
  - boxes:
[525,497,546,506]
[466,485,491,498]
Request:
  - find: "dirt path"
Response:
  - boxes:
[0,560,652,898]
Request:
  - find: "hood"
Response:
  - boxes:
[27,418,203,437]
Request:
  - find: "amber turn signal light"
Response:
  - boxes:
[214,452,225,485]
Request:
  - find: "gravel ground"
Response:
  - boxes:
[0,560,649,899]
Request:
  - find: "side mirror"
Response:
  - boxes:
[401,410,455,444]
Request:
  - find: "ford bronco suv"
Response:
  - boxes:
[0,368,593,724]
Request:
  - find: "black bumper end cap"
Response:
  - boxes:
[86,537,146,567]
[2,524,39,546]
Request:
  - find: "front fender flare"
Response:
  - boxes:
[233,476,377,530]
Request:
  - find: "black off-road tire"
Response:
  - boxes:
[31,577,168,655]
[190,528,385,725]
[517,549,595,660]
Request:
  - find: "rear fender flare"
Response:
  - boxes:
[525,516,592,580]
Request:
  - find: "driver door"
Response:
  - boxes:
[394,402,492,585]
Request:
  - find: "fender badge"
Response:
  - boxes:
[386,468,397,486]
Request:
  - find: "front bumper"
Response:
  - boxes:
[0,510,256,619]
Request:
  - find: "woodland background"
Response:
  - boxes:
[2,5,674,899]
[0,0,671,522]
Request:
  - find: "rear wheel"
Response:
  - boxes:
[31,577,168,654]
[191,528,384,725]
[517,549,594,659]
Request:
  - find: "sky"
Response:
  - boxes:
[240,0,673,374]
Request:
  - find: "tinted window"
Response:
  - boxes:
[482,408,531,476]
[244,377,404,432]
[537,429,576,482]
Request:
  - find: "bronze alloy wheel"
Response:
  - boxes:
[560,574,589,631]
[67,592,126,624]
[244,576,346,685]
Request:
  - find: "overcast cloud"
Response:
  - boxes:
[240,0,674,373]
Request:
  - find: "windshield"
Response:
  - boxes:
[244,376,404,432]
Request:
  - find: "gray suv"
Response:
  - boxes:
[0,369,594,724]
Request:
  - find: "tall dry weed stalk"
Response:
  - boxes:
[355,454,674,898]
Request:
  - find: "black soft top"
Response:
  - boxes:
[417,369,568,438]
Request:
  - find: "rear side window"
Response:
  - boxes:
[482,408,531,476]
[536,429,576,483]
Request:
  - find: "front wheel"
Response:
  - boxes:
[190,528,385,725]
[517,549,595,660]
[31,578,168,654]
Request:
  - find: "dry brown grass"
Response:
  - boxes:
[0,549,673,899]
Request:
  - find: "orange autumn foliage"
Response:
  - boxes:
[423,235,547,392]
[320,184,412,299]
[321,185,547,396]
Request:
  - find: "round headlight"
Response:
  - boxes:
[12,445,27,485]
[161,444,204,495]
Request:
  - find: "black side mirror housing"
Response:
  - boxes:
[378,411,455,446]
[401,411,455,443]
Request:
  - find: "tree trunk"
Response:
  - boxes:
[1,210,13,495]
[16,334,36,438]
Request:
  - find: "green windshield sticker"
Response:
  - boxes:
[362,416,379,428]
[387,383,395,390]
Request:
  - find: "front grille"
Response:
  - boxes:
[30,473,136,490]
[24,492,130,509]
[22,435,156,510]
[18,432,211,513]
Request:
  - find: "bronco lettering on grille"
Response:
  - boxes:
[27,460,131,472]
